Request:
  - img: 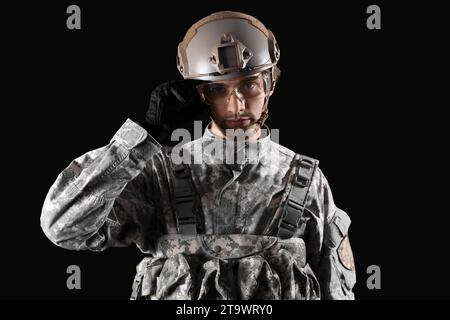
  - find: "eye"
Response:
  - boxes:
[209,85,227,96]
[244,82,256,89]
[240,80,260,93]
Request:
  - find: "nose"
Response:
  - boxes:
[226,90,245,116]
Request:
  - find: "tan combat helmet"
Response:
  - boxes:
[177,11,281,126]
[177,11,280,81]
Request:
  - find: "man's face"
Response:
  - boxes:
[198,73,268,132]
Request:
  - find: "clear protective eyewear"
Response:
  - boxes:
[197,72,271,106]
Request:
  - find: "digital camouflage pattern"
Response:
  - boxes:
[132,234,317,300]
[41,118,356,299]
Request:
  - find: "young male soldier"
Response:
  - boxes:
[41,11,356,300]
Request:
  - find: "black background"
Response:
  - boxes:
[1,1,447,300]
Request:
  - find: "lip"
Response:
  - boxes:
[225,118,251,128]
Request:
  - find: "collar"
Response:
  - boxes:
[200,122,272,167]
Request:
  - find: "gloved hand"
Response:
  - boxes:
[142,80,209,146]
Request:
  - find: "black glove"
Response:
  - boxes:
[142,80,209,146]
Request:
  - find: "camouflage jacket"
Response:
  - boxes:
[41,118,356,300]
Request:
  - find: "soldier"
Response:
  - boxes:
[41,11,356,300]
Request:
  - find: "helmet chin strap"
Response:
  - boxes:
[255,98,269,128]
[256,67,277,128]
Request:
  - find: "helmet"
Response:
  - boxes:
[177,11,280,82]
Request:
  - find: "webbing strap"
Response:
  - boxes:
[277,156,318,239]
[172,163,197,235]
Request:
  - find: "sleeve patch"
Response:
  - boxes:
[338,235,355,271]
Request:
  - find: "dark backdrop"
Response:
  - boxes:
[1,1,447,300]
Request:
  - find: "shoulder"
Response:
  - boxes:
[274,143,333,219]
[267,141,298,166]
[305,163,338,223]
[269,141,296,158]
[269,141,320,169]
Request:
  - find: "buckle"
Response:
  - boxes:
[299,158,314,169]
[173,164,189,178]
[279,221,296,233]
[178,216,196,225]
[295,172,309,187]
[178,216,196,235]
[179,223,197,235]
[284,201,303,227]
[295,158,314,187]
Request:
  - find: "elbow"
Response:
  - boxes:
[40,198,85,251]
[40,197,60,245]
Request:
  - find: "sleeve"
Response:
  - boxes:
[305,168,356,300]
[40,118,162,253]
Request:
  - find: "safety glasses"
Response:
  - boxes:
[197,72,271,106]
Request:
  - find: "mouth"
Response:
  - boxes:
[224,117,252,128]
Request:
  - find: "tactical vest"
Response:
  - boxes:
[170,153,318,238]
[131,151,320,300]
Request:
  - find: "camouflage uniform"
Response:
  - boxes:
[41,118,356,299]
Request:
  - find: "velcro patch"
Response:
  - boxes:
[338,236,355,271]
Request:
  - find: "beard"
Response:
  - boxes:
[214,115,261,141]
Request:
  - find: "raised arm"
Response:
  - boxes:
[41,119,162,253]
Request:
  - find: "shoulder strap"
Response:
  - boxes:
[163,146,197,235]
[277,155,318,239]
[171,162,197,235]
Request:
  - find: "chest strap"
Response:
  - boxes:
[172,163,197,235]
[277,155,318,239]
